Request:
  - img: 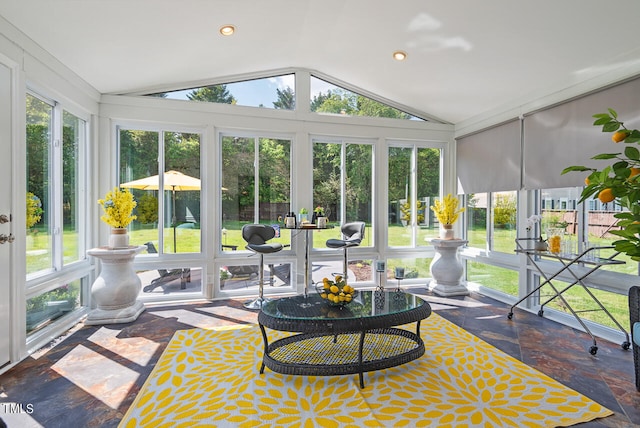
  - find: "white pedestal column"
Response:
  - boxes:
[86,245,146,325]
[429,239,469,297]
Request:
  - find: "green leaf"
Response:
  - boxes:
[593,117,611,126]
[602,122,621,132]
[561,165,593,174]
[593,113,611,119]
[624,145,640,160]
[592,153,620,160]
[612,160,630,172]
[607,108,618,119]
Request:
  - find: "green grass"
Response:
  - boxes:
[27,223,632,331]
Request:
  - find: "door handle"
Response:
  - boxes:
[0,233,14,244]
[0,214,9,224]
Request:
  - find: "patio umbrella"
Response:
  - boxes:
[121,170,201,252]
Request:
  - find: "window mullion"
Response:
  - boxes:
[254,137,260,222]
[51,102,63,271]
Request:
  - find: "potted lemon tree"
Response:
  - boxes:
[562,108,640,260]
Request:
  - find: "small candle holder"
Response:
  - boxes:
[375,261,386,292]
[394,266,404,291]
[375,261,386,310]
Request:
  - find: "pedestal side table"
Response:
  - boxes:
[86,245,146,325]
[429,239,469,297]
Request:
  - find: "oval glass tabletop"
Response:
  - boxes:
[260,290,427,320]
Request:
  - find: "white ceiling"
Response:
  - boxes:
[2,0,640,124]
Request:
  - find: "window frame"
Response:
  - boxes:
[25,88,92,344]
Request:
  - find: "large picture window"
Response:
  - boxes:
[387,145,441,247]
[220,134,292,249]
[119,128,202,254]
[312,139,373,248]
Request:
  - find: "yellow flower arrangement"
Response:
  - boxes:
[318,275,356,306]
[26,192,43,229]
[98,187,137,228]
[430,193,465,225]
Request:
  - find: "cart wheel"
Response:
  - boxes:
[622,341,631,351]
[537,309,544,317]
[507,312,513,320]
[589,346,598,355]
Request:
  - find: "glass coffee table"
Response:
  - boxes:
[257,290,431,388]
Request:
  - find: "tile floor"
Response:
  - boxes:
[0,289,638,428]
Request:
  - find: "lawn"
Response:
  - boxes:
[28,223,632,331]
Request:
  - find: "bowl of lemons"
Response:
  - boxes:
[317,275,357,307]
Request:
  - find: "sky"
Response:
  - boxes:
[162,74,336,109]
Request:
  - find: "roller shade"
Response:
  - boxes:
[456,119,522,194]
[523,76,640,189]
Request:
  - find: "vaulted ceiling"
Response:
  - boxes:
[2,0,640,124]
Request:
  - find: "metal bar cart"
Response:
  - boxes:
[509,238,631,355]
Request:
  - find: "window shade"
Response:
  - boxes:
[523,76,640,190]
[456,119,521,194]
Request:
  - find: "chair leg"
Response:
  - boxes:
[244,253,270,310]
[342,248,349,282]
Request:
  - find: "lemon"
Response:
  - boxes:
[598,188,615,203]
[335,275,343,283]
[320,293,327,299]
[584,176,590,186]
[330,285,339,294]
[612,130,628,143]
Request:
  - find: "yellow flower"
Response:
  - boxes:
[430,193,465,226]
[26,192,43,229]
[98,187,137,228]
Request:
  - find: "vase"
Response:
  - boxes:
[441,224,455,240]
[546,228,564,254]
[108,228,129,249]
[316,216,327,228]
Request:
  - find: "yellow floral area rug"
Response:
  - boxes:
[119,313,612,427]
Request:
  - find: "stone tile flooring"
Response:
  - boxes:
[0,290,638,427]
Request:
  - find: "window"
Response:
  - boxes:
[62,111,85,264]
[492,191,517,253]
[388,145,441,247]
[26,94,53,275]
[220,134,292,292]
[148,74,295,110]
[540,187,636,275]
[466,193,487,250]
[119,128,202,254]
[220,134,292,248]
[26,279,83,334]
[26,91,88,338]
[310,76,424,120]
[26,95,86,275]
[313,139,373,248]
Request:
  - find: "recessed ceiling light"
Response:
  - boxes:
[219,25,235,36]
[393,51,407,61]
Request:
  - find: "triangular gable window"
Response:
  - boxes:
[310,76,425,121]
[147,74,295,110]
